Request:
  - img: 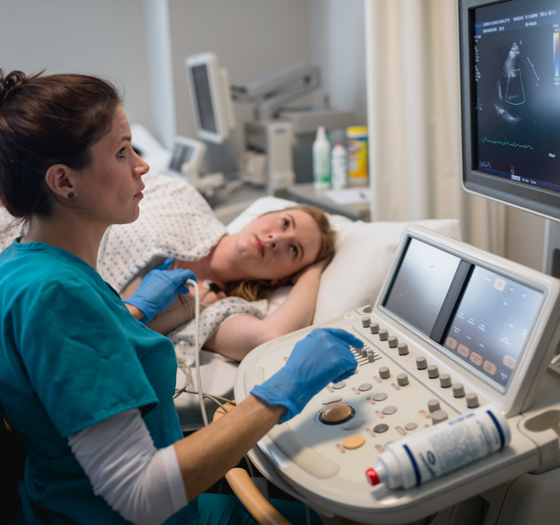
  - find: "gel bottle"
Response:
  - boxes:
[365,405,511,489]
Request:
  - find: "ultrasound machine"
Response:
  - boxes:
[232,1,560,523]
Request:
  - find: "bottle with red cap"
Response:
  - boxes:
[365,405,510,490]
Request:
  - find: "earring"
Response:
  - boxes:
[68,193,75,199]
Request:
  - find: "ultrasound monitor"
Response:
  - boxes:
[459,0,560,221]
[186,53,235,144]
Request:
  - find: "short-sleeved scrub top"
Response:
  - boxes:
[0,240,197,524]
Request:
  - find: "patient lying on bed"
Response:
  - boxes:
[120,203,334,361]
[91,172,331,363]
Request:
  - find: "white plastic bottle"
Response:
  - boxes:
[365,405,511,490]
[313,126,331,190]
[331,142,348,190]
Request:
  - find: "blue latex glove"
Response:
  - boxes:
[251,328,363,423]
[124,257,196,323]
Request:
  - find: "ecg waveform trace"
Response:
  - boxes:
[481,137,534,149]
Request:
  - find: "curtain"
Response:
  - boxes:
[364,0,506,255]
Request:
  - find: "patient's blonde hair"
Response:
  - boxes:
[224,205,335,302]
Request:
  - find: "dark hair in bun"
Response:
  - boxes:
[0,69,122,219]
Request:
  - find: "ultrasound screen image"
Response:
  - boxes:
[474,1,560,192]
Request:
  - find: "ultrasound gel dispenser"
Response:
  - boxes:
[365,405,511,490]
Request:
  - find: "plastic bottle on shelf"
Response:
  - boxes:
[312,126,331,190]
[331,142,348,190]
[365,405,511,490]
[346,126,368,187]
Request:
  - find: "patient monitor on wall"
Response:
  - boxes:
[186,52,354,195]
[186,53,235,144]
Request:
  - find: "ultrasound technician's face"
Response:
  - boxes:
[73,105,149,226]
[235,210,322,281]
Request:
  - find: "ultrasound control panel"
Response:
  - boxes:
[234,226,560,524]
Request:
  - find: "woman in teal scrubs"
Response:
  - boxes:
[0,69,362,525]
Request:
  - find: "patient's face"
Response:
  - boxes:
[235,210,322,281]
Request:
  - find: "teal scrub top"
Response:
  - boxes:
[0,240,197,524]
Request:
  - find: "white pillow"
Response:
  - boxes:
[225,198,461,325]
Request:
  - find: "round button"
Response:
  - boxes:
[320,403,355,424]
[397,373,409,387]
[382,405,397,415]
[332,381,346,390]
[427,365,440,379]
[379,366,390,379]
[370,323,380,334]
[373,424,389,433]
[358,383,373,392]
[452,383,465,398]
[466,393,479,408]
[388,335,398,348]
[427,399,441,413]
[373,393,388,402]
[431,410,448,425]
[404,422,418,431]
[322,394,343,405]
[379,329,389,341]
[362,316,371,328]
[343,435,365,450]
[416,356,428,370]
[439,374,452,388]
[397,343,409,356]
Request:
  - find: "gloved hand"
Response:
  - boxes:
[124,258,196,323]
[251,328,363,423]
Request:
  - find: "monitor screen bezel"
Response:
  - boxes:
[186,52,234,144]
[459,0,560,221]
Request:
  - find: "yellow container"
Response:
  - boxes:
[346,126,368,187]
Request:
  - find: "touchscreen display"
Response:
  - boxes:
[444,266,543,388]
[384,239,461,335]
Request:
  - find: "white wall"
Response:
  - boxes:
[309,0,368,126]
[0,0,153,130]
[505,208,546,271]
